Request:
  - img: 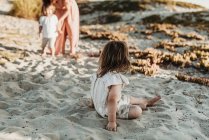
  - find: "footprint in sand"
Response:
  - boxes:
[0,109,9,118]
[149,107,166,112]
[1,82,24,97]
[0,101,9,109]
[78,98,92,107]
[31,74,48,84]
[155,113,172,120]
[7,109,22,116]
[68,92,85,99]
[43,133,60,140]
[18,66,27,71]
[18,80,40,91]
[198,119,209,138]
[0,73,21,82]
[169,95,191,104]
[25,96,45,103]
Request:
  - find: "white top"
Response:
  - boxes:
[39,15,58,38]
[90,72,129,117]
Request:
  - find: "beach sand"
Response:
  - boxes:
[0,0,209,140]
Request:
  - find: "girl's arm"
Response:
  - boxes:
[39,26,42,38]
[39,16,44,33]
[106,85,121,132]
[39,16,43,37]
[39,26,42,34]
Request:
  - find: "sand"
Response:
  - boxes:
[0,0,209,140]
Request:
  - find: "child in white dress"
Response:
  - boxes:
[39,4,58,57]
[90,41,161,132]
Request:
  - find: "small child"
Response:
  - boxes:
[90,41,161,131]
[39,4,58,57]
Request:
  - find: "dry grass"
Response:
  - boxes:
[78,0,204,15]
[0,50,28,64]
[0,51,18,62]
[0,59,6,66]
[10,0,42,20]
[145,0,205,9]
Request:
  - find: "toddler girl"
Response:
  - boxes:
[39,4,58,57]
[90,41,161,131]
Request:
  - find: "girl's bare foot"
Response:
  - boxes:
[139,96,161,110]
[41,53,47,57]
[147,96,161,107]
[51,55,56,59]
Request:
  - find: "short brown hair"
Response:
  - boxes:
[98,41,130,77]
[42,4,55,16]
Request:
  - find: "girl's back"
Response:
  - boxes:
[90,72,129,117]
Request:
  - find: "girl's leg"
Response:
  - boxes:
[42,47,48,56]
[51,47,55,57]
[130,96,161,110]
[128,105,142,119]
[41,38,48,56]
[55,23,66,55]
[49,37,56,57]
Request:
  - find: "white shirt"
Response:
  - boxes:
[90,72,129,117]
[39,15,58,38]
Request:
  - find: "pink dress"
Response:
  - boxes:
[55,0,79,55]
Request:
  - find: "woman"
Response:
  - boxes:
[52,0,80,56]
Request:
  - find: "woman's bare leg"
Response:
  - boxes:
[42,47,48,57]
[65,23,76,55]
[55,23,66,55]
[68,1,79,56]
[130,96,161,110]
[41,38,48,56]
[65,20,79,56]
[61,27,67,55]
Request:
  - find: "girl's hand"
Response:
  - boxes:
[58,19,64,26]
[57,20,64,34]
[106,122,117,131]
[58,28,63,34]
[57,24,62,34]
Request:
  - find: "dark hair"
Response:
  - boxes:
[42,0,52,15]
[98,41,130,77]
[42,0,51,7]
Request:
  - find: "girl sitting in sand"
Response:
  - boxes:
[90,41,161,131]
[39,4,58,57]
